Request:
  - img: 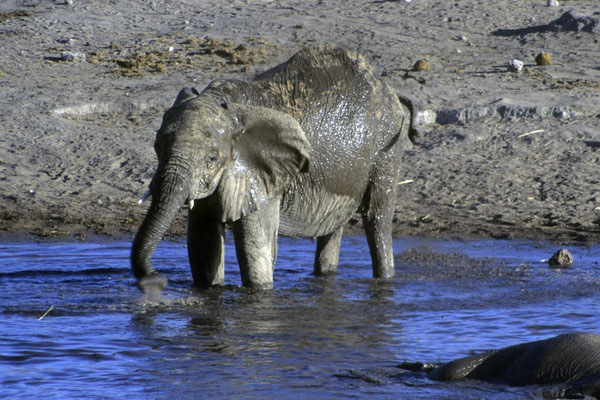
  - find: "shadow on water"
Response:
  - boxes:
[0,236,599,399]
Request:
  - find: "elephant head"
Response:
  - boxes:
[131,87,311,292]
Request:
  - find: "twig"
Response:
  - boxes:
[518,129,545,138]
[398,179,414,185]
[38,305,54,320]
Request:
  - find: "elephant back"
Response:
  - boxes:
[254,45,383,120]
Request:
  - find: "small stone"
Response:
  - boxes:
[547,0,559,7]
[61,51,86,63]
[535,52,552,66]
[57,38,76,45]
[412,59,430,72]
[507,59,524,72]
[548,248,573,268]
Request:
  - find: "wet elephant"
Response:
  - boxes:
[131,45,411,292]
[408,333,600,398]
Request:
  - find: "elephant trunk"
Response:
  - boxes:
[131,173,189,292]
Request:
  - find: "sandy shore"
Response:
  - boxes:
[1,0,599,243]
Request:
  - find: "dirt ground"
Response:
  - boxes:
[1,0,599,243]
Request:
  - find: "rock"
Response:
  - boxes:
[57,38,75,45]
[61,51,86,63]
[412,59,430,72]
[535,52,552,66]
[492,10,600,36]
[548,11,600,34]
[414,109,437,126]
[507,59,524,72]
[548,248,573,268]
[546,0,559,7]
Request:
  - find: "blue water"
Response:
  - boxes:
[1,236,599,399]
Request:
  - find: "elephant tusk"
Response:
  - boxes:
[138,191,151,205]
[188,199,194,210]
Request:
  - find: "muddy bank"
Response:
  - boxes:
[1,0,599,243]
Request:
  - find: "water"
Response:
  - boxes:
[1,236,599,399]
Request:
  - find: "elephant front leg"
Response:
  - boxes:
[187,203,225,287]
[231,199,280,289]
[314,226,343,276]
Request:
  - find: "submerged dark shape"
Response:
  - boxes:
[401,333,600,399]
[492,10,600,37]
[131,45,411,292]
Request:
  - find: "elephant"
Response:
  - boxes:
[131,45,412,292]
[401,332,600,398]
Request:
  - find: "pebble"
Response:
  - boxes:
[57,38,75,45]
[535,52,552,66]
[547,0,559,7]
[548,248,573,268]
[412,60,430,72]
[507,59,524,72]
[61,51,86,63]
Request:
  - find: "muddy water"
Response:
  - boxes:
[1,236,599,399]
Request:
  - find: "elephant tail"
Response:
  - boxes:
[397,94,420,145]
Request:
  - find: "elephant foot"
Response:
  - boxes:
[138,271,168,293]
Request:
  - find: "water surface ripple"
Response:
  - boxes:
[1,236,599,399]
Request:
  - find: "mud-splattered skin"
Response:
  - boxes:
[426,333,600,399]
[131,46,410,291]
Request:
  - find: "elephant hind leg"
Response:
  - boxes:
[314,226,343,276]
[361,161,399,279]
[362,205,395,279]
[188,202,225,287]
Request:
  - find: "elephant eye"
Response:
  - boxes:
[206,152,219,168]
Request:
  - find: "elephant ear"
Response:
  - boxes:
[172,87,199,106]
[217,104,311,222]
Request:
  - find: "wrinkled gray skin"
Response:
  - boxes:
[427,333,600,398]
[131,46,410,292]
